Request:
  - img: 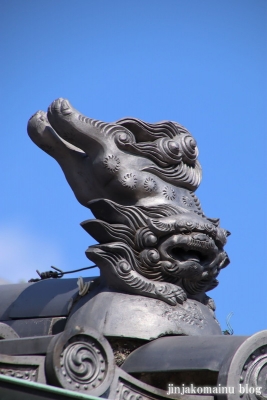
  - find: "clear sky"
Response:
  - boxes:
[0,0,266,335]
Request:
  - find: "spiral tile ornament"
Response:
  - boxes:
[62,336,106,386]
[45,327,115,396]
[217,330,267,400]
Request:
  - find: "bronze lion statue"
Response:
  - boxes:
[27,98,230,338]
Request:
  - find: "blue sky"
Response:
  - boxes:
[0,0,266,335]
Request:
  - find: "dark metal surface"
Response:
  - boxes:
[0,282,33,320]
[3,317,66,338]
[66,288,222,340]
[7,277,95,319]
[0,335,53,355]
[122,335,248,373]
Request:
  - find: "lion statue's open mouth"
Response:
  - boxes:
[148,211,230,282]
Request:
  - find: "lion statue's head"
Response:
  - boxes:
[28,98,230,307]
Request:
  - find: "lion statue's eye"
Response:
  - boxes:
[205,223,214,231]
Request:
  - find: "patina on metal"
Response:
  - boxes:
[0,99,266,400]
